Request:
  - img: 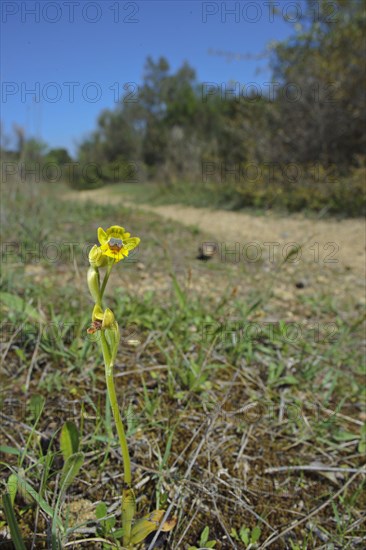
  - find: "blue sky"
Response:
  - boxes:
[1,1,297,156]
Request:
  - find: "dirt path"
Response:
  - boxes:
[65,188,365,283]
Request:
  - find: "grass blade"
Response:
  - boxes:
[15,474,63,530]
[170,273,186,310]
[2,492,26,550]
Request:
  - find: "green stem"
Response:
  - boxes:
[100,332,132,487]
[100,261,114,301]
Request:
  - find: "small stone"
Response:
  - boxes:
[273,288,294,302]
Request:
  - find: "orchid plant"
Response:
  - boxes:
[87,225,176,548]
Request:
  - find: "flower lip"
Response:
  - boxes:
[87,319,102,334]
[108,237,124,251]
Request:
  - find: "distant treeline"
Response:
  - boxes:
[2,0,365,215]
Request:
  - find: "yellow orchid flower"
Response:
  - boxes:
[98,225,140,263]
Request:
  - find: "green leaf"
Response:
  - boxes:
[240,526,250,545]
[130,517,159,545]
[0,445,21,456]
[130,509,176,545]
[7,474,18,506]
[121,488,136,545]
[96,501,115,534]
[251,526,261,543]
[28,394,45,421]
[60,421,80,461]
[111,527,124,539]
[60,452,84,494]
[199,526,209,545]
[273,375,299,386]
[358,423,366,453]
[2,493,26,550]
[230,528,239,541]
[96,501,108,520]
[333,431,357,441]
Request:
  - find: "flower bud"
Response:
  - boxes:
[89,245,108,268]
[102,307,116,329]
[92,304,104,321]
[87,267,101,305]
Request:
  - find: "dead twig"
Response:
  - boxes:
[264,465,366,474]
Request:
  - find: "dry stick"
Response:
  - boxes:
[213,499,237,548]
[319,406,365,427]
[0,424,24,449]
[344,515,366,534]
[174,507,200,548]
[0,412,43,438]
[114,364,169,378]
[265,465,366,474]
[259,466,366,549]
[63,537,118,548]
[234,424,253,470]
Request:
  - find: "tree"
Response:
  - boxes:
[22,138,48,161]
[45,148,73,165]
[270,0,366,168]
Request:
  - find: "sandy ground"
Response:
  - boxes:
[65,189,365,283]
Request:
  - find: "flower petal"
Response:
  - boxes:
[92,304,104,321]
[100,243,110,254]
[123,237,140,251]
[106,225,125,238]
[98,227,108,246]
